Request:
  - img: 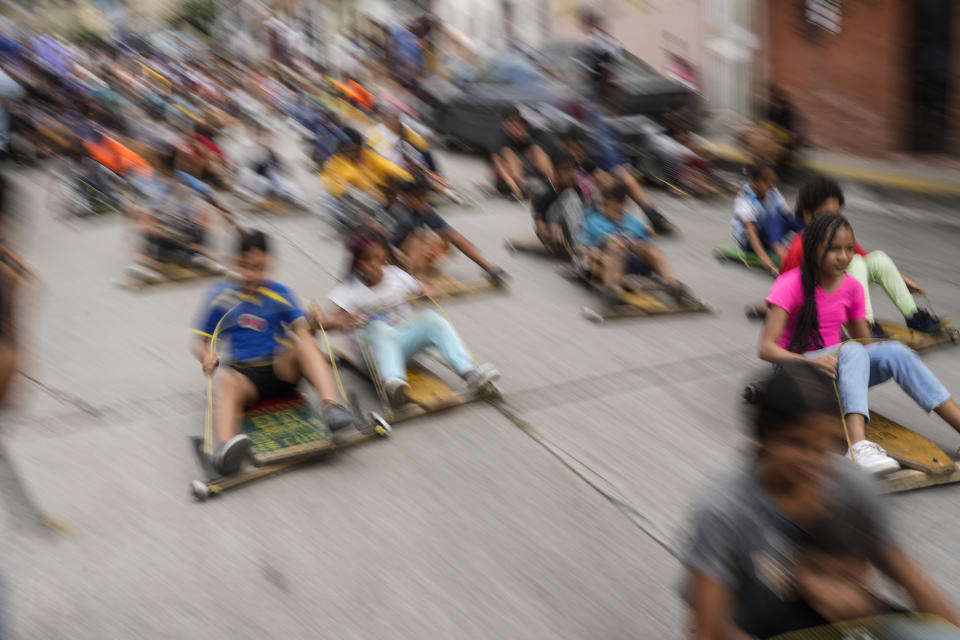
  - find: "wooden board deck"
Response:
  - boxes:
[190,426,386,501]
[241,395,335,467]
[332,343,493,423]
[116,262,225,290]
[768,614,955,639]
[504,237,572,261]
[421,272,502,300]
[875,318,960,352]
[567,268,712,322]
[867,412,956,475]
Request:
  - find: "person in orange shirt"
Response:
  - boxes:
[83,130,153,180]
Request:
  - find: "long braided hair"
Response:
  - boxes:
[788,214,853,354]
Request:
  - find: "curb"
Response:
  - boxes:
[711,143,960,197]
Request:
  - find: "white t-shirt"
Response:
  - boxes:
[731,184,791,243]
[328,266,420,325]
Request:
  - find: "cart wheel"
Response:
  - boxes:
[583,307,605,323]
[191,480,210,502]
[742,384,760,404]
[370,412,392,437]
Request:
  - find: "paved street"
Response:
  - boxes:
[2,126,960,638]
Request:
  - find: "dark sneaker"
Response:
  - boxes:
[665,281,696,306]
[485,266,509,287]
[645,209,676,236]
[906,309,941,334]
[322,403,359,432]
[214,434,251,476]
[384,378,412,409]
[870,322,891,339]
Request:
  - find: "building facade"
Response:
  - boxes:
[766,0,959,156]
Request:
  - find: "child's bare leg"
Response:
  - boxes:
[280,335,340,407]
[601,242,626,292]
[844,413,868,445]
[934,398,960,434]
[613,165,651,209]
[213,368,256,444]
[502,149,525,188]
[547,223,564,246]
[633,243,678,286]
[534,218,550,240]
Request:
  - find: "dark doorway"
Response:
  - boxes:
[907,0,955,152]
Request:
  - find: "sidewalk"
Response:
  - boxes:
[711,139,960,196]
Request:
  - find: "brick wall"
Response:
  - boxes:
[767,0,909,156]
[951,6,960,154]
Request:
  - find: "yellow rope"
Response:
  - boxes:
[203,301,242,456]
[832,379,855,462]
[822,336,898,462]
[316,320,350,409]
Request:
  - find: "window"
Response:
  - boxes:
[806,0,841,34]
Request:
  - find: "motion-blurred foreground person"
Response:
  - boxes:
[682,363,959,638]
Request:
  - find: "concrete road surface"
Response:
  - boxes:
[2,130,960,638]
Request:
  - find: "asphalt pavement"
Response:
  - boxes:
[2,126,960,638]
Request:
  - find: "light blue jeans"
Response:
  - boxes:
[804,341,950,419]
[361,310,475,383]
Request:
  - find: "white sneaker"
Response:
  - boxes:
[465,363,500,392]
[384,378,412,408]
[191,255,226,274]
[848,440,900,475]
[126,264,163,283]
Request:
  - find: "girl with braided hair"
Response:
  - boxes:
[759,215,960,474]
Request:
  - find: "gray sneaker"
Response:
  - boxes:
[126,264,163,284]
[322,403,359,432]
[214,434,251,476]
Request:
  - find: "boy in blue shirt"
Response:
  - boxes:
[191,231,357,475]
[578,182,681,300]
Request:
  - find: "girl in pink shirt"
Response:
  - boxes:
[759,215,960,474]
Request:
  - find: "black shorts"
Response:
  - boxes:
[582,252,652,280]
[232,365,298,401]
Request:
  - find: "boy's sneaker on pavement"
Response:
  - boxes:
[465,364,500,393]
[322,403,359,431]
[847,440,900,475]
[384,378,412,409]
[214,434,251,476]
[127,264,164,284]
[906,309,941,334]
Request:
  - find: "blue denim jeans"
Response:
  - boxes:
[804,341,950,419]
[361,310,474,383]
